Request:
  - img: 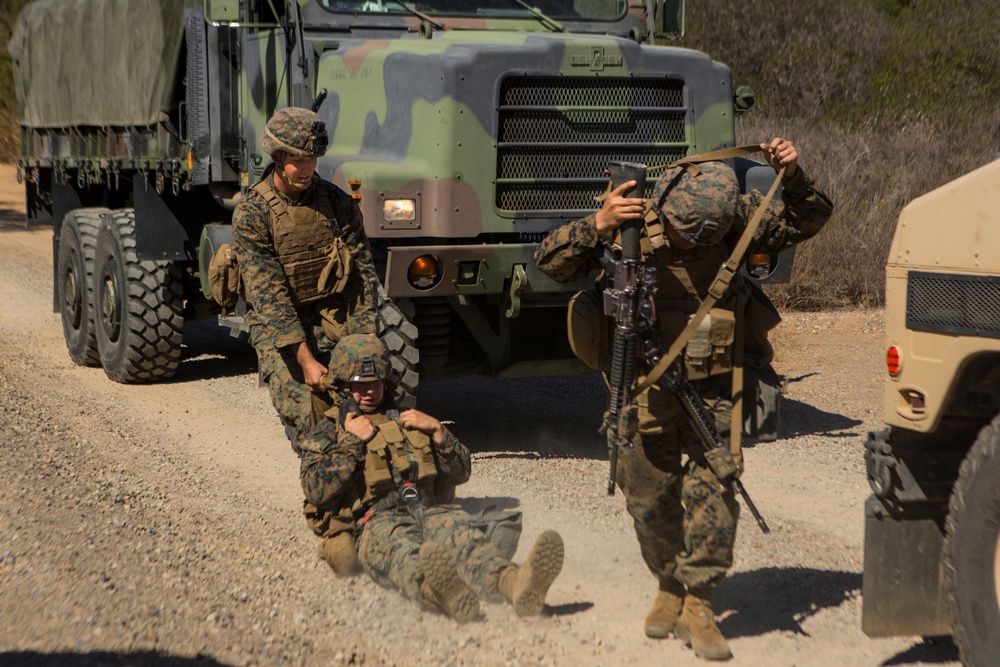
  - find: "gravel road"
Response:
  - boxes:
[0,165,962,667]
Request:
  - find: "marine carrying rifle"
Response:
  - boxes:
[598,153,773,533]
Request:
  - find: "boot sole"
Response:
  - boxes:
[418,542,480,623]
[644,622,676,639]
[675,621,733,661]
[513,530,564,617]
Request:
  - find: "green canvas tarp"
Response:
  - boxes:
[8,0,188,129]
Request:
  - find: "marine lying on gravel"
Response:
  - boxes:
[299,334,564,622]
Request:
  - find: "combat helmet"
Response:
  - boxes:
[261,107,329,158]
[651,161,739,246]
[328,334,391,386]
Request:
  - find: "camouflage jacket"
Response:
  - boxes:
[534,166,834,284]
[298,407,472,511]
[233,170,379,350]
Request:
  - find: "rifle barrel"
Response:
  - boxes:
[733,478,771,534]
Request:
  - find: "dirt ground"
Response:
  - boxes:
[0,164,961,667]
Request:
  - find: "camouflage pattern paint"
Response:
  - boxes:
[17,0,755,381]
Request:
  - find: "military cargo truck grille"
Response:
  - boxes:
[495,77,688,212]
[907,271,1000,339]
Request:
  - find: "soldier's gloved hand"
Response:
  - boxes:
[344,411,376,444]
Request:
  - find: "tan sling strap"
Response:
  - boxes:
[729,287,748,464]
[630,156,786,399]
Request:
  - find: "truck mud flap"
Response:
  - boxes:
[861,495,951,638]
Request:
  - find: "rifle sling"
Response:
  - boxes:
[631,159,786,399]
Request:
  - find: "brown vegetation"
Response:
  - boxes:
[682,0,1000,307]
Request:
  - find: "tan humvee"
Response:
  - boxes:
[863,158,1000,666]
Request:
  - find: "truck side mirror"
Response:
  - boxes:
[655,0,686,39]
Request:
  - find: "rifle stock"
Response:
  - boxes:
[662,360,771,534]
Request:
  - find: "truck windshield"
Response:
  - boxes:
[317,0,625,21]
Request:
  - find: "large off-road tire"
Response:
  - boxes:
[376,285,419,408]
[57,208,109,366]
[93,209,184,383]
[944,413,1000,666]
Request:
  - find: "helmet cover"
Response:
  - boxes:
[328,334,390,385]
[261,107,329,158]
[651,161,739,246]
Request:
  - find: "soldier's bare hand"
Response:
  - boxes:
[399,409,446,442]
[296,341,329,391]
[344,411,376,443]
[594,181,646,235]
[760,137,798,179]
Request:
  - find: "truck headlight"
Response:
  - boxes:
[383,198,416,221]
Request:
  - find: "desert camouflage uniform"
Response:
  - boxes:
[299,408,512,607]
[233,167,379,451]
[534,165,833,591]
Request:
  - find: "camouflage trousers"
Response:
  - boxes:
[357,505,511,608]
[252,326,335,454]
[616,377,740,591]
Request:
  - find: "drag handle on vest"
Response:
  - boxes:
[339,396,362,428]
[603,161,647,496]
[662,360,771,534]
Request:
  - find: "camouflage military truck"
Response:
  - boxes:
[862,157,1000,666]
[12,0,787,388]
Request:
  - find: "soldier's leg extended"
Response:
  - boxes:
[357,510,479,622]
[620,383,688,638]
[672,434,740,662]
[422,508,564,617]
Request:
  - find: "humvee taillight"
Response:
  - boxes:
[886,346,901,377]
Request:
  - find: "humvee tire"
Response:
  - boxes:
[94,209,184,383]
[58,208,108,367]
[944,413,1000,667]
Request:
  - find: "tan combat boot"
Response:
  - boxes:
[674,587,732,661]
[418,541,480,623]
[498,530,564,617]
[644,579,686,638]
[318,532,361,576]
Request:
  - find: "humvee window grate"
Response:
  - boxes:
[907,271,1000,338]
[496,77,687,212]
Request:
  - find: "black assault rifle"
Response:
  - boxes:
[601,161,652,496]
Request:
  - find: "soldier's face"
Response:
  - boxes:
[278,154,317,192]
[350,379,385,413]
